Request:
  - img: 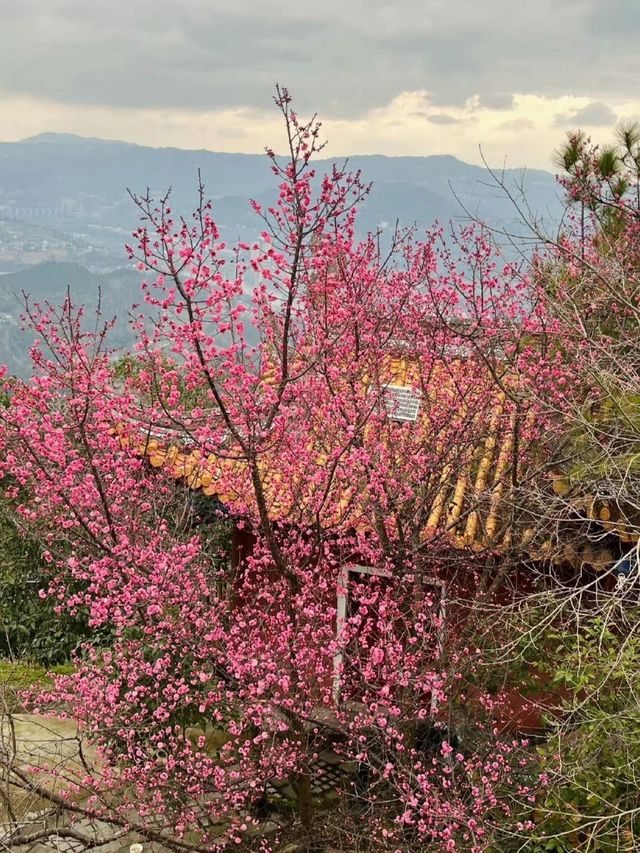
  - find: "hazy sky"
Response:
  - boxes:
[0,0,638,168]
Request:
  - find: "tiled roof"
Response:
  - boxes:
[137,354,636,567]
[551,481,640,546]
[141,356,527,553]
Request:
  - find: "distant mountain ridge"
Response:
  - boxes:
[20,132,133,146]
[0,132,561,270]
[0,133,562,374]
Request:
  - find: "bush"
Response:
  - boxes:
[0,497,94,664]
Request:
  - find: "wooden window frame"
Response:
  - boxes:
[333,564,446,709]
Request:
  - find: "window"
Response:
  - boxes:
[333,565,446,710]
[333,564,391,703]
[423,577,446,715]
[384,384,421,422]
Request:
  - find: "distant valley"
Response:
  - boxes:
[0,133,563,374]
[0,262,142,376]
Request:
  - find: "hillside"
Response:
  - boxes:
[0,133,562,270]
[0,134,563,375]
[0,262,141,376]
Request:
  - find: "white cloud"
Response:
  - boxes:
[554,101,618,127]
[2,0,640,168]
[1,90,636,170]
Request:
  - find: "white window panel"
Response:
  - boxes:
[385,384,421,422]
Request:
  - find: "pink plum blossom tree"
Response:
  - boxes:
[0,89,562,852]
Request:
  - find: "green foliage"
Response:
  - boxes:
[555,130,587,173]
[521,607,640,852]
[0,659,73,689]
[560,388,640,494]
[0,495,94,665]
[556,121,640,233]
[0,659,74,712]
[596,145,621,181]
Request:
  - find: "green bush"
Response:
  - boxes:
[520,605,640,852]
[0,498,94,665]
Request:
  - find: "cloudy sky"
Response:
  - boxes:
[0,0,638,169]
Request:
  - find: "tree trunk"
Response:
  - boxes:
[294,770,314,832]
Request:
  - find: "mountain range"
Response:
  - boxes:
[0,133,563,374]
